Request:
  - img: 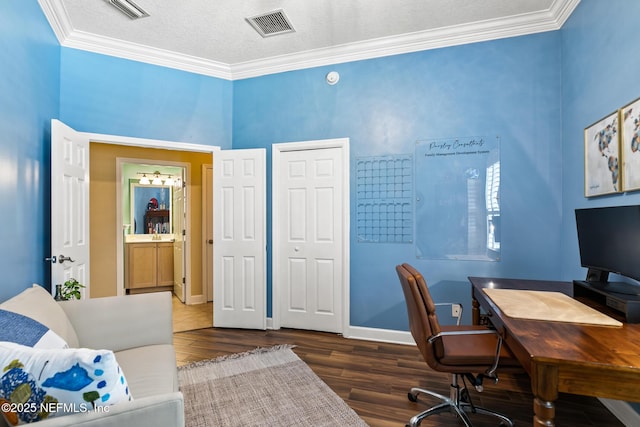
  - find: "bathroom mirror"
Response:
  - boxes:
[130,182,172,234]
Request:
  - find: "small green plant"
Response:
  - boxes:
[61,278,85,300]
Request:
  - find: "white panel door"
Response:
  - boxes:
[172,169,186,302]
[50,120,90,298]
[277,147,344,332]
[213,149,266,329]
[203,165,214,302]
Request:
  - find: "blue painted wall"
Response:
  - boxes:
[4,0,640,337]
[59,48,232,148]
[0,0,59,300]
[560,1,640,413]
[233,33,563,329]
[560,0,640,281]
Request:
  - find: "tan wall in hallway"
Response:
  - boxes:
[90,142,212,298]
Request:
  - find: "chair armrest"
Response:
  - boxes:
[428,328,503,377]
[427,328,497,342]
[58,292,173,351]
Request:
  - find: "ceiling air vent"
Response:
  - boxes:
[246,9,295,38]
[107,0,149,20]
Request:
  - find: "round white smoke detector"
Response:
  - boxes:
[326,71,340,85]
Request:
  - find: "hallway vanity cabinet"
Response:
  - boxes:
[125,241,174,293]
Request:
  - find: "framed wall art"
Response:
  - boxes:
[584,111,620,197]
[620,97,640,192]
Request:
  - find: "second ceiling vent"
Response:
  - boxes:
[246,9,295,38]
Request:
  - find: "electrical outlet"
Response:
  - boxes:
[451,304,462,318]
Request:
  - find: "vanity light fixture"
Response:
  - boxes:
[151,172,163,186]
[137,171,175,185]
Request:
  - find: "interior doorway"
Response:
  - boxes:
[51,121,217,333]
[118,160,187,301]
[87,138,216,333]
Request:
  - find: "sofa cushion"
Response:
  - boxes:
[0,309,68,349]
[0,285,79,348]
[115,344,178,399]
[0,342,132,425]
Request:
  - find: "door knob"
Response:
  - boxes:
[208,239,213,244]
[44,256,57,263]
[58,254,75,264]
[294,246,300,252]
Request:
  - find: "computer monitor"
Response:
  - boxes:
[575,205,640,295]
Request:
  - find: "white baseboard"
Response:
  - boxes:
[188,294,206,304]
[600,398,640,427]
[265,320,414,344]
[343,325,415,346]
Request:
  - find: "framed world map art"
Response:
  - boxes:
[584,111,620,197]
[620,96,640,192]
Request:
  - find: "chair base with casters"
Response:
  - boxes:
[406,373,514,427]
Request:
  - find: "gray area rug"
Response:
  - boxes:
[178,345,368,427]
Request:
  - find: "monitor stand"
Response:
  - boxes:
[573,280,640,323]
[585,281,640,296]
[583,268,640,296]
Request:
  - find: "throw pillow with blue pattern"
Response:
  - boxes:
[0,342,133,425]
[0,309,68,349]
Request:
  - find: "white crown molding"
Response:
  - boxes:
[231,3,578,80]
[551,0,582,26]
[37,0,233,79]
[37,0,73,43]
[63,29,233,80]
[38,0,580,81]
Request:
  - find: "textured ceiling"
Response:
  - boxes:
[38,0,580,79]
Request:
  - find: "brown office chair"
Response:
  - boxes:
[396,263,521,427]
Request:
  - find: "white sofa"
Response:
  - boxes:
[0,289,184,427]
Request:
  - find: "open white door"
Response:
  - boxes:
[172,169,186,302]
[50,120,90,297]
[213,149,266,329]
[203,164,214,302]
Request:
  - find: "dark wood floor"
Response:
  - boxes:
[174,327,624,427]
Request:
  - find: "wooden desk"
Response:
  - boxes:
[469,277,640,426]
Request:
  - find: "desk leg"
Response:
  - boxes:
[472,297,480,325]
[531,362,558,427]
